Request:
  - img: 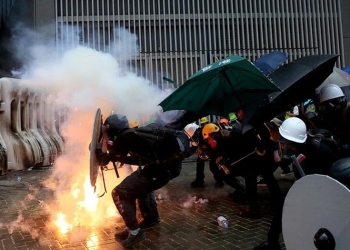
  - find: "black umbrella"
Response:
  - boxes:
[244,54,339,125]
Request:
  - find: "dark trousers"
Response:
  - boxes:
[250,154,284,242]
[137,191,159,220]
[210,158,245,192]
[195,157,206,181]
[111,166,171,230]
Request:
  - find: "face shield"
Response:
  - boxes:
[318,97,346,118]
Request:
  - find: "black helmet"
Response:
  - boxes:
[313,228,336,250]
[104,114,129,138]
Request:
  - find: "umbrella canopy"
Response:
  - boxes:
[154,110,204,130]
[253,50,288,75]
[342,66,350,75]
[244,54,339,125]
[159,55,280,117]
[315,67,350,94]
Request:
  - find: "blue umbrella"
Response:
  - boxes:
[342,66,350,75]
[253,51,288,75]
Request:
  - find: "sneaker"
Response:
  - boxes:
[257,176,267,187]
[253,240,281,250]
[215,181,224,188]
[191,179,204,188]
[122,229,146,248]
[139,217,161,229]
[114,229,129,241]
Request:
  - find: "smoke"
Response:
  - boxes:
[5,23,170,238]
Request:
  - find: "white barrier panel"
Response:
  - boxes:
[28,91,54,167]
[44,94,64,157]
[0,78,64,174]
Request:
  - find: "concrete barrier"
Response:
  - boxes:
[0,77,65,174]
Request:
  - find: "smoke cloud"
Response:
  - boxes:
[2,23,171,239]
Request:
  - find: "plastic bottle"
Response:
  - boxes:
[217,216,229,228]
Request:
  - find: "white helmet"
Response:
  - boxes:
[319,84,345,103]
[184,123,199,138]
[184,123,199,146]
[279,117,307,143]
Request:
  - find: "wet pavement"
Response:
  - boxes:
[0,157,294,250]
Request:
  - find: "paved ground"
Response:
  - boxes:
[0,157,295,250]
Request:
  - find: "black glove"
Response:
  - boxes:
[95,148,110,166]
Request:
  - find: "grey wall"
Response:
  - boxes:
[341,0,350,66]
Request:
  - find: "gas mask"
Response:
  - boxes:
[206,136,218,148]
[318,97,346,120]
[277,141,299,166]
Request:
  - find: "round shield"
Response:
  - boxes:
[337,222,350,249]
[282,174,350,250]
[89,108,102,188]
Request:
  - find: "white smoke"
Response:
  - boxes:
[4,23,170,237]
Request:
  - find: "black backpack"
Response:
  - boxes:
[129,123,191,164]
[307,128,340,154]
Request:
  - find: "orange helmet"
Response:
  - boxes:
[202,123,220,139]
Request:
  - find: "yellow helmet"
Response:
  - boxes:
[128,120,140,128]
[202,123,220,139]
[200,117,209,124]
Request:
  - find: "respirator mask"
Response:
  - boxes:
[206,136,218,148]
[277,140,299,166]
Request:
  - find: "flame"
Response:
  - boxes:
[51,162,122,236]
[76,178,99,212]
[54,176,100,234]
[55,212,73,234]
[86,232,99,247]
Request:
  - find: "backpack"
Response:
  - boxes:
[307,128,340,154]
[130,123,191,164]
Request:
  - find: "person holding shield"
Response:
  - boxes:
[254,117,341,249]
[95,114,197,248]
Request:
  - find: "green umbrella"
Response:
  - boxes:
[159,55,281,117]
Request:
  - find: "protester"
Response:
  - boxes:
[254,117,341,250]
[199,123,247,199]
[199,116,209,125]
[126,119,160,229]
[189,123,207,188]
[190,116,226,188]
[218,117,231,129]
[316,84,350,146]
[199,122,281,218]
[96,114,196,247]
[186,121,226,188]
